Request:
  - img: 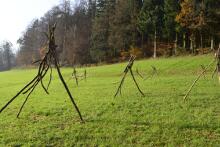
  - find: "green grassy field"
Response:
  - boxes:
[1,55,220,146]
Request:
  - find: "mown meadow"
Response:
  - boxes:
[0,55,220,146]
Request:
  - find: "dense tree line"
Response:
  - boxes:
[15,0,220,66]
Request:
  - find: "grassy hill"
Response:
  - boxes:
[0,54,220,146]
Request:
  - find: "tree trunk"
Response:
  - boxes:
[153,29,157,58]
[190,33,195,54]
[190,37,193,52]
[183,33,186,49]
[211,36,214,51]
[174,32,178,55]
[217,44,220,83]
[200,31,203,49]
[141,33,145,56]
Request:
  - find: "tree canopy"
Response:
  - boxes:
[7,0,220,67]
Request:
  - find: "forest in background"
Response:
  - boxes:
[0,0,219,70]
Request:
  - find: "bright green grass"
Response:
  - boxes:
[1,55,220,146]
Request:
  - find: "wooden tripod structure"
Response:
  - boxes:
[114,55,145,97]
[212,45,220,81]
[70,67,87,85]
[72,67,79,86]
[0,24,84,122]
[183,44,220,101]
[136,65,158,81]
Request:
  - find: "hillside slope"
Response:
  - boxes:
[0,55,220,146]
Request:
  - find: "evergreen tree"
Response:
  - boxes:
[164,0,180,54]
[205,0,220,49]
[90,0,115,62]
[108,0,142,59]
[139,0,164,58]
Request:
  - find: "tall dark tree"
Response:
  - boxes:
[108,0,142,59]
[164,0,180,54]
[66,0,92,64]
[90,0,112,62]
[139,0,164,58]
[205,0,220,50]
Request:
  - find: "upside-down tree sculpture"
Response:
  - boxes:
[72,67,79,86]
[0,23,84,122]
[114,55,145,97]
[70,67,87,85]
[183,44,220,101]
